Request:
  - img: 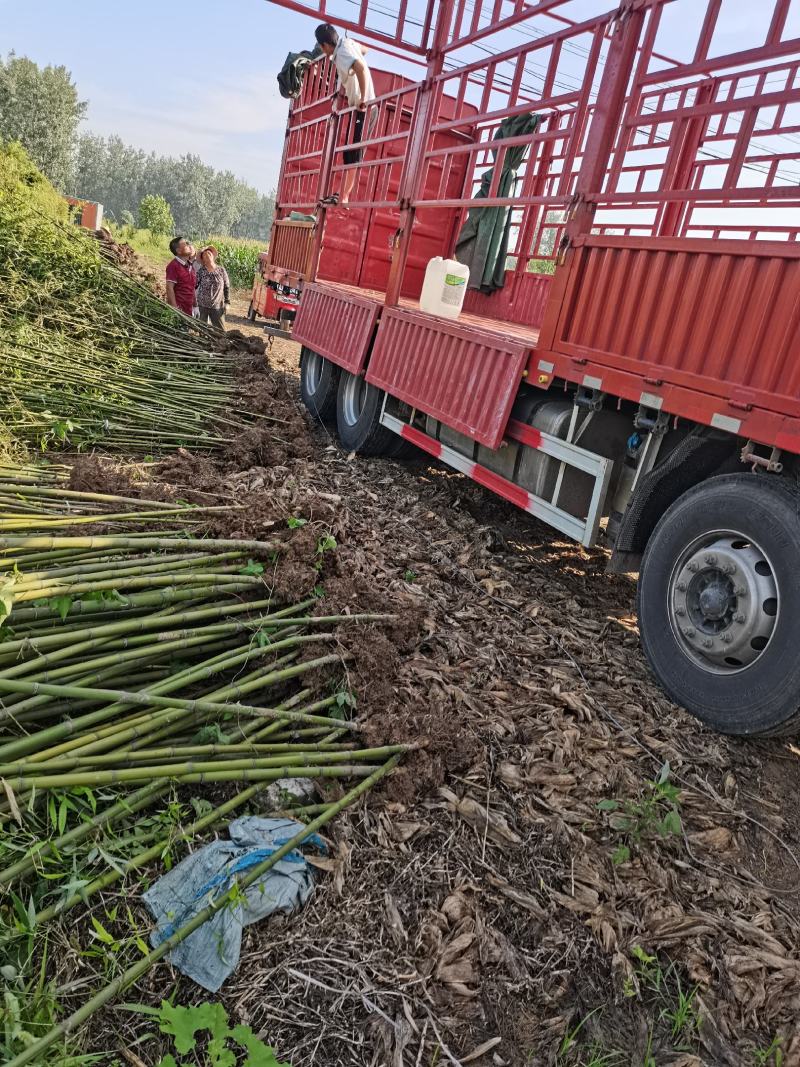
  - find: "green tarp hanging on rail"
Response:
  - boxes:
[455,112,541,294]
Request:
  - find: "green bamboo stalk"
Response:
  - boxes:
[0,535,279,553]
[3,583,252,623]
[5,759,385,791]
[0,595,283,652]
[0,506,230,529]
[11,550,245,588]
[4,756,400,1067]
[2,635,248,725]
[11,571,263,602]
[0,688,322,873]
[0,746,403,778]
[26,738,355,766]
[15,644,306,761]
[0,658,351,760]
[0,482,183,510]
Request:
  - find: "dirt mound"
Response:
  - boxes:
[68,454,139,496]
[94,227,165,297]
[215,328,268,357]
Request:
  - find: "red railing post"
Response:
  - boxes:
[566,2,648,243]
[538,1,646,351]
[385,0,455,306]
[306,99,340,283]
[657,79,715,237]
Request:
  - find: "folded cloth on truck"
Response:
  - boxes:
[455,112,541,294]
[278,46,323,99]
[143,816,325,991]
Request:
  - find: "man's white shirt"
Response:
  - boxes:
[333,37,375,107]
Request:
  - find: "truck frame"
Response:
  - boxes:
[261,0,800,737]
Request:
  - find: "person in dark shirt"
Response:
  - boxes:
[195,246,230,329]
[165,236,197,316]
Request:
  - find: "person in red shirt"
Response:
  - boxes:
[165,236,197,316]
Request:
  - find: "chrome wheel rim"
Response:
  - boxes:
[341,373,367,427]
[303,350,324,394]
[668,531,779,674]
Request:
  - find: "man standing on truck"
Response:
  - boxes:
[315,23,375,206]
[165,236,197,317]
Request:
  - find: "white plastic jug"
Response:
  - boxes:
[419,257,470,320]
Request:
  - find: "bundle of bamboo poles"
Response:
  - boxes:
[0,467,402,1064]
[0,143,268,456]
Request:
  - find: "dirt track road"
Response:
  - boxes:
[205,300,800,1064]
[99,289,800,1066]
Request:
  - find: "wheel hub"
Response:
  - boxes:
[303,350,323,392]
[342,373,367,427]
[670,535,778,672]
[697,580,730,620]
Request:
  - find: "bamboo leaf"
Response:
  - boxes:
[90,915,115,945]
[1,777,22,825]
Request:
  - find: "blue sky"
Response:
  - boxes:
[1,0,772,198]
[0,0,319,193]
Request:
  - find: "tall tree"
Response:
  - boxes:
[0,53,86,191]
[74,135,275,240]
[138,194,174,237]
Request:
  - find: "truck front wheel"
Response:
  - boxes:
[299,347,339,423]
[637,473,800,736]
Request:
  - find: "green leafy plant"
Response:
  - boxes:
[598,762,682,864]
[286,516,307,529]
[402,569,418,582]
[133,1000,291,1067]
[213,240,263,289]
[138,194,175,238]
[314,534,337,574]
[1,939,103,1064]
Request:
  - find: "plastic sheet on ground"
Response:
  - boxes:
[143,816,325,992]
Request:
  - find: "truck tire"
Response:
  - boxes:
[335,370,403,456]
[299,347,339,423]
[637,473,800,736]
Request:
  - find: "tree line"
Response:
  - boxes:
[0,52,275,240]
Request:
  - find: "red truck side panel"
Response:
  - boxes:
[535,235,800,425]
[462,271,553,329]
[365,306,529,449]
[291,282,380,373]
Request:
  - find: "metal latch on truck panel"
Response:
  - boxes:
[634,405,670,435]
[575,386,605,412]
[740,441,783,474]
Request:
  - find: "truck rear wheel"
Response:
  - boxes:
[299,347,339,423]
[637,473,800,736]
[335,370,402,456]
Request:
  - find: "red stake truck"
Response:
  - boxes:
[262,0,800,737]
